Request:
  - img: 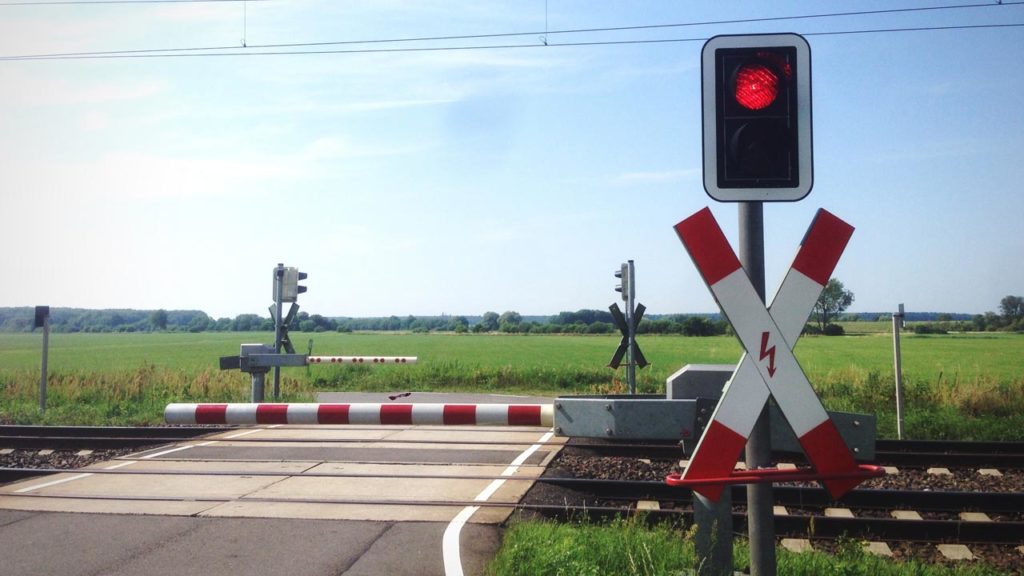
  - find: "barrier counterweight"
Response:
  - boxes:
[165,403,553,427]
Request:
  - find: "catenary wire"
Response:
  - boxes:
[3,1,1023,59]
[0,0,263,5]
[0,0,1019,60]
[2,21,1022,61]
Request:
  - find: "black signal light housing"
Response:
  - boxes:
[701,34,812,202]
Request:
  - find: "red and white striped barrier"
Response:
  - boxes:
[307,356,417,365]
[675,207,861,501]
[165,402,553,427]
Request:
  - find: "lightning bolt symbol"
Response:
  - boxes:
[759,331,777,377]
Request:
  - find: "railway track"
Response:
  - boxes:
[527,478,1024,542]
[2,462,1020,544]
[1,425,1021,566]
[567,438,1024,470]
[0,425,233,450]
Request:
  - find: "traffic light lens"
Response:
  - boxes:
[734,63,779,110]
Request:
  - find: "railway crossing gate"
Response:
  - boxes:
[219,263,418,402]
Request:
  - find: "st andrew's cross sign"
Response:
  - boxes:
[673,207,863,501]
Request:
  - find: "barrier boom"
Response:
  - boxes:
[165,403,553,427]
[308,356,417,365]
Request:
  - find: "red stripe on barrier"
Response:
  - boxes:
[443,405,477,425]
[792,209,854,286]
[674,208,743,286]
[381,404,413,425]
[799,419,862,499]
[508,405,541,426]
[195,404,228,425]
[256,404,290,424]
[683,420,747,502]
[317,404,350,424]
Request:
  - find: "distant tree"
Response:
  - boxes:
[449,316,469,333]
[148,309,168,331]
[479,311,499,332]
[233,314,263,332]
[681,316,715,337]
[812,278,854,332]
[187,312,211,333]
[1000,295,1024,322]
[498,311,522,327]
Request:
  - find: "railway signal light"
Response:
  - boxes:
[281,267,307,302]
[614,263,629,301]
[701,33,812,202]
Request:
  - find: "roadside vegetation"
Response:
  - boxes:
[487,518,1014,576]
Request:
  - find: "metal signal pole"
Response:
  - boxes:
[739,202,776,575]
[273,263,284,401]
[625,260,637,394]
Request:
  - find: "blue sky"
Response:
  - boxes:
[1,1,1022,319]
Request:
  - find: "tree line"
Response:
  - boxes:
[1,294,1020,335]
[0,306,728,336]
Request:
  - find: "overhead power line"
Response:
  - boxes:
[0,0,263,5]
[2,2,1023,60]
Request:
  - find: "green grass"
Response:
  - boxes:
[1,331,1022,437]
[487,518,1013,576]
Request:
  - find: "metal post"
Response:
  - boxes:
[626,260,637,395]
[39,315,49,413]
[250,370,266,403]
[694,490,734,576]
[273,263,284,401]
[892,303,905,440]
[739,201,776,575]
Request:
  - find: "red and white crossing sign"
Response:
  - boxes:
[674,207,862,501]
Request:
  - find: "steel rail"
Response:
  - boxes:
[3,467,1019,518]
[537,478,1024,513]
[0,425,234,450]
[565,441,1024,468]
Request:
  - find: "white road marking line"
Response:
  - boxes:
[443,430,554,576]
[224,429,264,439]
[12,439,210,494]
[105,461,136,470]
[14,473,94,493]
[139,440,215,460]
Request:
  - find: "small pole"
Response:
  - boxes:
[273,263,284,401]
[39,314,50,413]
[694,490,734,576]
[892,303,905,439]
[251,370,266,403]
[626,260,636,395]
[739,201,776,576]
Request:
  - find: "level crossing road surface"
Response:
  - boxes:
[0,393,562,576]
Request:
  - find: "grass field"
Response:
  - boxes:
[1,331,1022,438]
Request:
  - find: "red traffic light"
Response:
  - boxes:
[701,34,813,202]
[734,63,779,110]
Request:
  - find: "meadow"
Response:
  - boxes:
[1,329,1021,439]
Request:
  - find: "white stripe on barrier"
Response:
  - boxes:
[286,403,320,425]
